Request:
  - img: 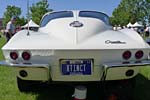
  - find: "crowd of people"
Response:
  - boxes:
[113,24,150,45]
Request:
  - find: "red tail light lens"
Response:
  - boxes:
[135,50,143,59]
[22,51,31,60]
[122,51,131,60]
[10,52,18,60]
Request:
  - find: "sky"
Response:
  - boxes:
[0,0,121,18]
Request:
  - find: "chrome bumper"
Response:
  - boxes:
[103,60,150,67]
[102,60,150,80]
[1,60,150,68]
[0,61,49,68]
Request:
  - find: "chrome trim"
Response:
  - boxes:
[101,60,150,81]
[0,61,49,68]
[103,60,150,67]
[1,60,150,68]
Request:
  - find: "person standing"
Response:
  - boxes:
[145,26,150,37]
[5,16,16,42]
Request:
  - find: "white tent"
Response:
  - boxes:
[22,20,39,28]
[133,22,143,27]
[127,22,133,27]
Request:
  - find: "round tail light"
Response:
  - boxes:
[10,51,18,60]
[135,50,143,59]
[22,51,31,60]
[122,51,131,60]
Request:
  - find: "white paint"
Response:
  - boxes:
[1,10,150,81]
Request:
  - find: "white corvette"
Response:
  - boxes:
[0,10,150,92]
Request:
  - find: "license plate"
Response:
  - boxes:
[60,59,93,75]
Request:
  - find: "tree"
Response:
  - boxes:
[3,5,21,27]
[30,0,53,25]
[144,0,150,24]
[15,17,27,26]
[110,0,147,26]
[146,0,150,2]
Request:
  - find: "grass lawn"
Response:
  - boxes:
[0,37,37,100]
[0,35,150,100]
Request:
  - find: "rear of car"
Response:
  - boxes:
[1,10,150,92]
[2,48,150,82]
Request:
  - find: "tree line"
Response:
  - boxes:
[110,0,150,26]
[2,0,52,28]
[3,0,150,27]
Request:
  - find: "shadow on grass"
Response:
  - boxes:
[26,74,150,100]
[134,74,150,100]
[35,84,74,100]
[35,83,107,100]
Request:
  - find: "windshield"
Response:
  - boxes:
[79,11,110,25]
[40,11,73,27]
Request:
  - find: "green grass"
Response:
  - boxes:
[0,37,6,60]
[134,67,150,100]
[0,36,37,100]
[0,35,150,100]
[0,66,37,99]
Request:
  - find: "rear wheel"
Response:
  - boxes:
[17,77,42,92]
[105,77,137,100]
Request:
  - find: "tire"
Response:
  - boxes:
[104,77,136,100]
[17,77,41,92]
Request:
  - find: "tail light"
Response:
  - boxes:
[135,50,143,59]
[10,51,18,60]
[22,51,31,60]
[122,51,131,60]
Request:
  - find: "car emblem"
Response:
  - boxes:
[70,21,83,27]
[105,40,126,44]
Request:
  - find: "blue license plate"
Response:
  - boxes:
[61,59,93,75]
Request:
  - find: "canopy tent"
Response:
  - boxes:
[127,22,133,27]
[132,22,143,27]
[22,20,39,28]
[21,20,39,31]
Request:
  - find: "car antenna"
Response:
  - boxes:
[27,0,30,36]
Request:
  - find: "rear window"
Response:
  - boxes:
[40,11,73,27]
[79,11,110,25]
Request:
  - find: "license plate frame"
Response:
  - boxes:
[60,59,93,75]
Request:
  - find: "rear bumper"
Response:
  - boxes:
[0,61,49,68]
[102,60,150,80]
[103,60,150,67]
[0,61,49,81]
[50,60,150,81]
[1,60,150,68]
[0,60,150,81]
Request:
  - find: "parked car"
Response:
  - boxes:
[0,10,150,92]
